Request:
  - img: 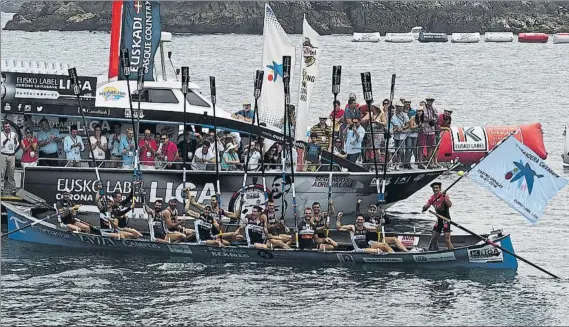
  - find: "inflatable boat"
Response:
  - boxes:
[352,32,381,42]
[552,33,569,44]
[437,123,547,166]
[385,33,414,43]
[518,33,549,43]
[418,31,449,43]
[451,33,481,43]
[484,32,514,42]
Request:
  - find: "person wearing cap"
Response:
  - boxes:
[221,142,241,171]
[403,100,416,117]
[422,181,454,250]
[161,196,195,241]
[421,97,439,169]
[304,133,322,172]
[232,100,254,122]
[328,100,345,138]
[309,116,331,149]
[20,127,38,169]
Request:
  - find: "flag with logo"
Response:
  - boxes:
[296,15,321,143]
[109,0,161,81]
[260,3,296,128]
[467,135,568,224]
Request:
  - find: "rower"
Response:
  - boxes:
[265,200,291,249]
[194,204,229,246]
[422,182,454,250]
[162,197,195,242]
[185,189,241,241]
[56,190,90,233]
[96,193,135,240]
[310,206,338,250]
[336,212,390,254]
[357,200,409,252]
[312,200,335,220]
[296,207,330,251]
[110,190,143,238]
[235,206,268,249]
[144,198,177,243]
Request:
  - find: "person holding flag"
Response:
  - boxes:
[422,182,454,251]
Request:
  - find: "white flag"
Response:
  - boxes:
[296,15,321,142]
[467,136,568,224]
[260,3,296,128]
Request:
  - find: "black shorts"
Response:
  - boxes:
[433,218,451,233]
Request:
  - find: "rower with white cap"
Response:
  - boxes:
[231,99,255,122]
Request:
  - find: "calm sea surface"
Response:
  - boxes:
[2,12,569,326]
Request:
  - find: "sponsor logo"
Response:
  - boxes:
[312,176,355,188]
[206,247,250,258]
[257,249,274,259]
[266,60,284,82]
[122,240,161,249]
[125,108,145,119]
[398,235,419,247]
[74,233,116,247]
[504,160,543,195]
[413,252,456,262]
[167,244,193,254]
[468,243,503,263]
[370,177,390,187]
[9,215,29,234]
[4,103,11,111]
[362,256,404,263]
[451,126,488,152]
[302,37,317,67]
[83,108,110,116]
[100,86,126,101]
[36,105,43,112]
[24,104,31,112]
[336,253,354,262]
[32,225,70,239]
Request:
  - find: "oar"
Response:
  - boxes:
[68,67,100,182]
[428,210,560,279]
[209,76,223,244]
[181,67,190,220]
[327,65,341,238]
[241,70,264,207]
[2,211,60,238]
[378,74,396,203]
[360,72,381,202]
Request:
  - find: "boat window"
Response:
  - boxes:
[131,89,179,104]
[185,90,211,107]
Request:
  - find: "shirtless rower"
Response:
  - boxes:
[297,207,334,251]
[356,200,409,252]
[194,205,229,246]
[56,190,91,233]
[235,206,268,249]
[110,190,143,238]
[264,200,292,249]
[162,197,195,241]
[144,198,185,243]
[337,212,391,254]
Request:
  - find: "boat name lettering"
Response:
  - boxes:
[336,253,354,262]
[362,256,404,263]
[257,250,274,259]
[312,176,355,188]
[468,243,504,263]
[74,233,116,247]
[413,252,456,262]
[167,244,193,254]
[122,240,161,249]
[31,225,71,239]
[208,248,249,258]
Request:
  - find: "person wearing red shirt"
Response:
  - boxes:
[158,134,179,169]
[21,128,38,168]
[139,129,158,170]
[329,100,345,138]
[422,182,454,251]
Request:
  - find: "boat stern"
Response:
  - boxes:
[464,231,518,270]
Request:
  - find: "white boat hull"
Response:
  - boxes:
[451,33,481,43]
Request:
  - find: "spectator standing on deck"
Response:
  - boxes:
[304,133,322,172]
[1,120,20,194]
[391,103,410,170]
[139,129,158,170]
[108,123,123,168]
[422,98,439,169]
[310,117,332,150]
[20,127,38,168]
[329,100,344,138]
[36,118,62,167]
[434,108,453,167]
[119,127,136,169]
[344,118,365,163]
[89,124,107,168]
[177,128,197,169]
[158,133,179,170]
[63,125,84,167]
[191,141,215,171]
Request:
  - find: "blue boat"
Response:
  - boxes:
[3,199,519,270]
[418,30,449,43]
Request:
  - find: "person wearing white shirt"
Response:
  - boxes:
[1,121,20,194]
[191,141,216,171]
[63,125,85,167]
[89,124,108,167]
[343,118,366,163]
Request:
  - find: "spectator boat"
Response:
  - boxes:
[2,195,518,270]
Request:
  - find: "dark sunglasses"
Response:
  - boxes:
[161,138,167,140]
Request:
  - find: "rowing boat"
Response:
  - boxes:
[3,200,518,270]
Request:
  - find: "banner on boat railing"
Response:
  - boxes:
[119,0,161,81]
[467,136,568,224]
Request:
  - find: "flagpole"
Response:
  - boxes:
[429,211,560,279]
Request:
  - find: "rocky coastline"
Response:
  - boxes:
[3,1,569,35]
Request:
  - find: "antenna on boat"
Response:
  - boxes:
[181,66,189,219]
[378,74,396,204]
[168,51,179,81]
[327,65,342,237]
[282,55,298,248]
[209,75,223,243]
[241,70,265,218]
[68,67,100,182]
[360,72,381,204]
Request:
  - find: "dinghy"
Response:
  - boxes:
[451,33,481,43]
[484,32,514,42]
[352,32,380,43]
[3,199,519,270]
